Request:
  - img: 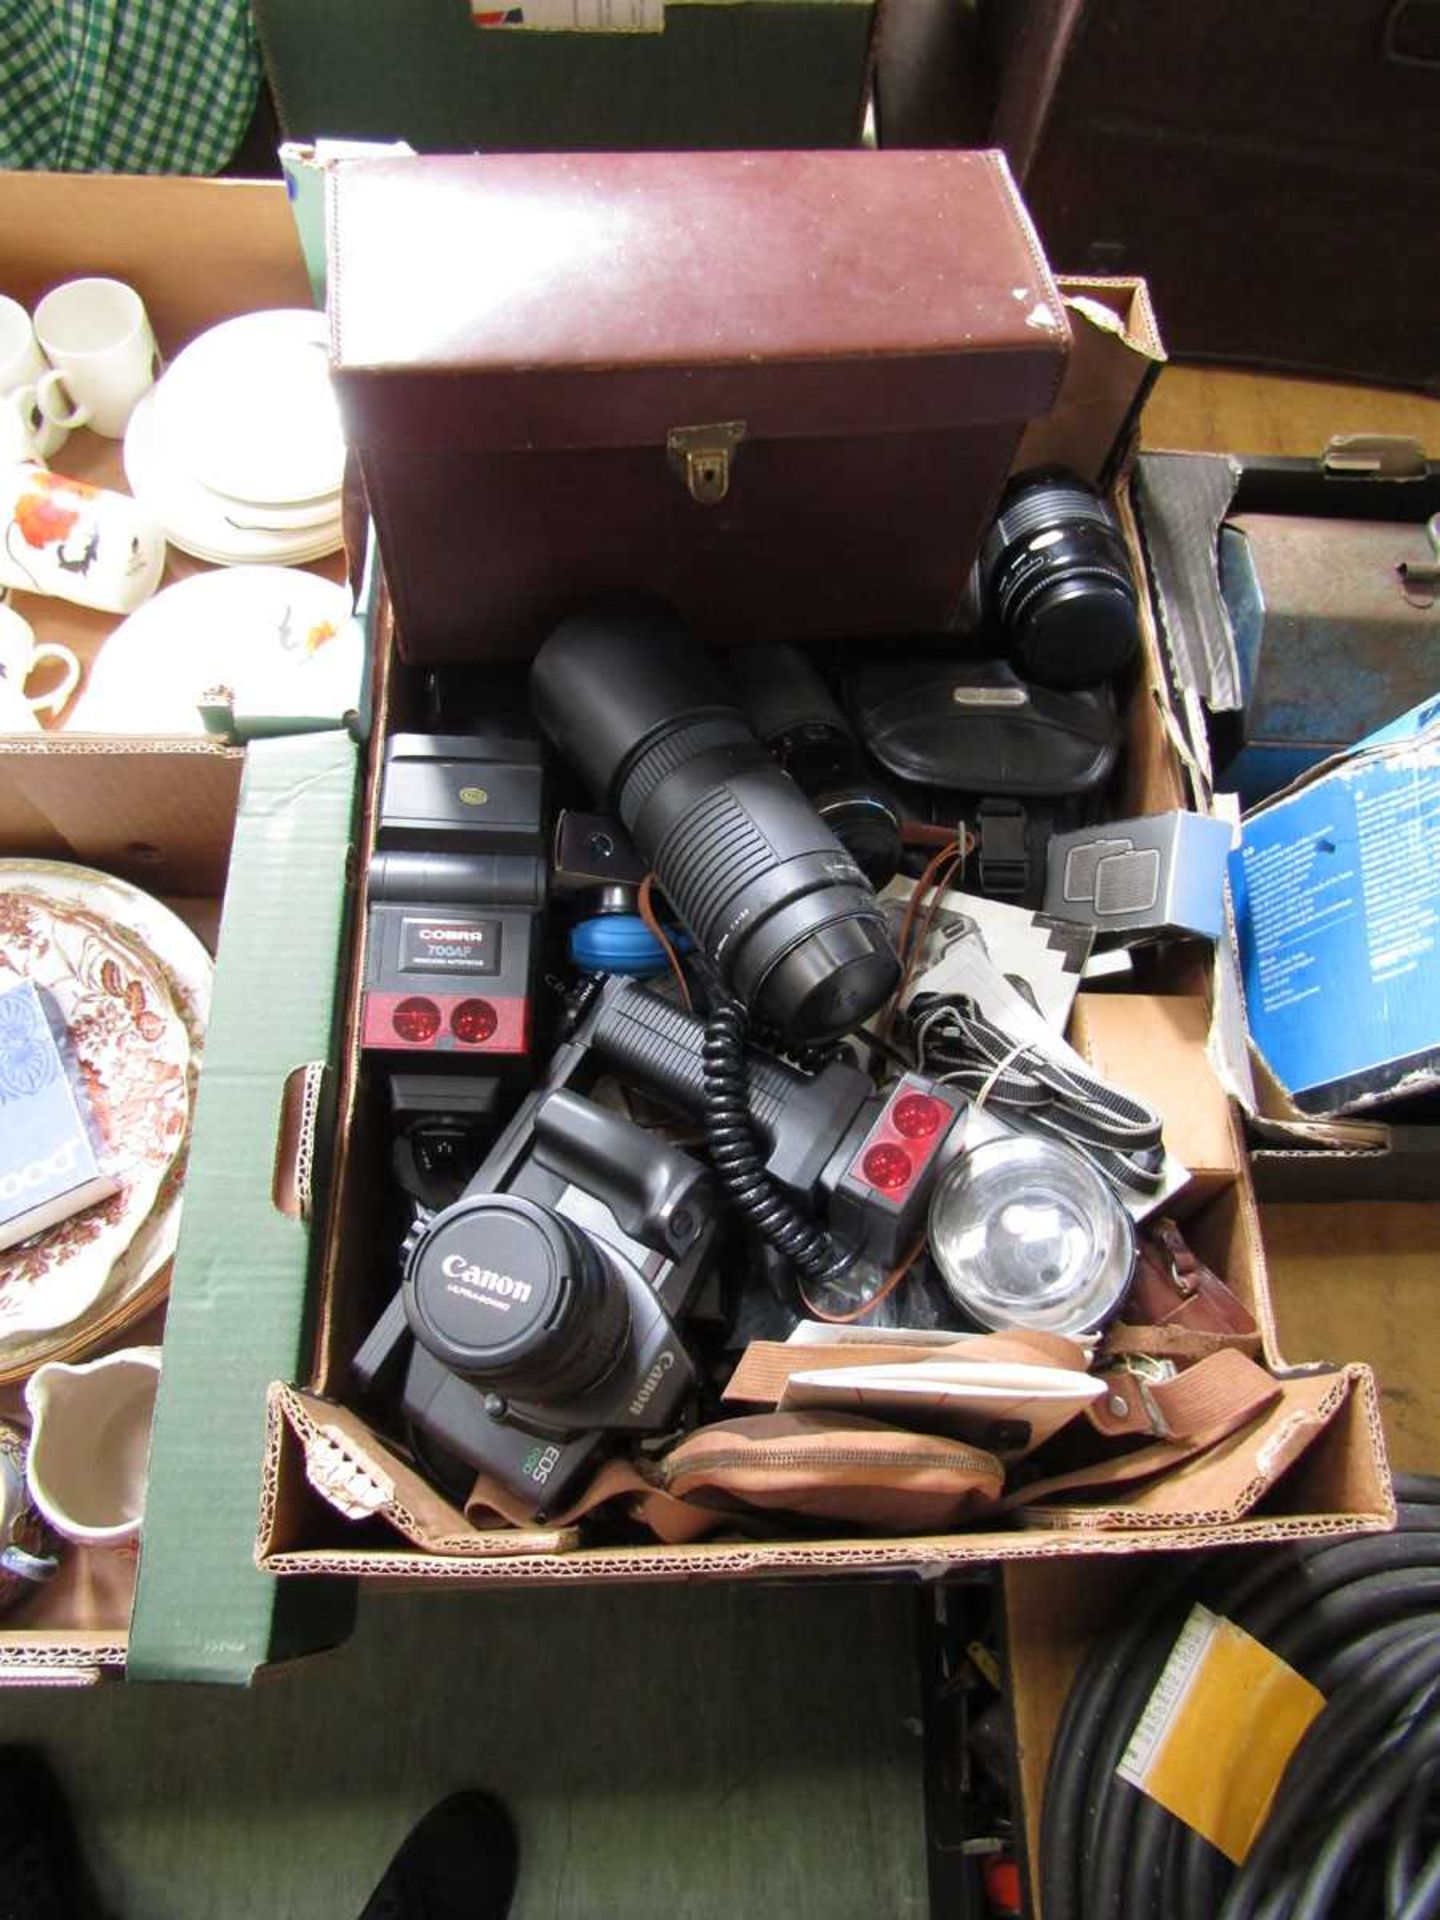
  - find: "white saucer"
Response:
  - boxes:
[124,389,343,567]
[69,566,356,735]
[154,309,346,508]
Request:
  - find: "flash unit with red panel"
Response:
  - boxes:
[823,1074,970,1268]
[360,732,547,1065]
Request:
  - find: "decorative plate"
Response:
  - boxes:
[0,882,192,1346]
[0,863,212,1378]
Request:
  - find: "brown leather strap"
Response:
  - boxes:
[1124,1218,1258,1337]
[1086,1349,1279,1443]
[1101,1322,1265,1363]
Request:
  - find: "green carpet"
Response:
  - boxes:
[0,1581,928,1919]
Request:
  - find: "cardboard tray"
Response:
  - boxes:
[0,735,359,1685]
[1,172,364,1683]
[255,277,1393,1596]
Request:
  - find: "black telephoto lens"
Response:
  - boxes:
[728,644,904,890]
[980,467,1140,690]
[530,605,899,1046]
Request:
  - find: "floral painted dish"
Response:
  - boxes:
[0,863,212,1377]
[0,886,190,1344]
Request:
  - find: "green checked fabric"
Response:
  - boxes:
[1,0,261,173]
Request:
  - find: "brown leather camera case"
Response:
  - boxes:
[327,149,1071,662]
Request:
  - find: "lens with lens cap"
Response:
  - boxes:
[404,1193,632,1402]
[980,468,1140,691]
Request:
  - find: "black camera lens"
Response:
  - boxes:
[728,645,903,889]
[530,606,899,1046]
[979,468,1140,691]
[404,1193,631,1403]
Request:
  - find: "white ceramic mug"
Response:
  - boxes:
[0,294,74,461]
[33,278,159,440]
[0,461,165,615]
[23,1346,162,1548]
[0,599,81,722]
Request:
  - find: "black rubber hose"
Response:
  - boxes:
[1228,1660,1440,1920]
[1313,1616,1435,1693]
[1395,1475,1440,1506]
[1387,1760,1440,1918]
[1396,1842,1440,1920]
[700,997,845,1284]
[1275,1568,1440,1671]
[1289,1716,1440,1920]
[1123,1792,1179,1919]
[1236,1536,1440,1648]
[1039,1482,1440,1920]
[1039,1558,1208,1920]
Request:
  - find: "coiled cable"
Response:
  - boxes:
[700,996,848,1286]
[1038,1476,1440,1920]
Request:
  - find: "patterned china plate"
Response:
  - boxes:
[0,863,212,1375]
[0,873,197,1347]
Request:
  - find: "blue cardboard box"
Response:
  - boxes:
[1229,692,1440,1116]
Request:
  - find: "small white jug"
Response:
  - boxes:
[23,1346,161,1547]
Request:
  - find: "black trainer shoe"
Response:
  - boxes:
[358,1791,518,1920]
[0,1745,106,1920]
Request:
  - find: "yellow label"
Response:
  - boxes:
[1117,1603,1325,1864]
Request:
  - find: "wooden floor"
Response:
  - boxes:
[1142,362,1440,457]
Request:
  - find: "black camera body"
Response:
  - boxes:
[355,973,1008,1517]
[354,1065,716,1519]
[361,731,547,1062]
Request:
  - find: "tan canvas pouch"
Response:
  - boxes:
[465,1411,1006,1542]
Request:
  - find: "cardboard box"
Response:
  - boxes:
[1229,697,1440,1119]
[0,735,359,1685]
[1133,443,1440,1197]
[0,172,364,1683]
[251,0,878,154]
[256,277,1392,1600]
